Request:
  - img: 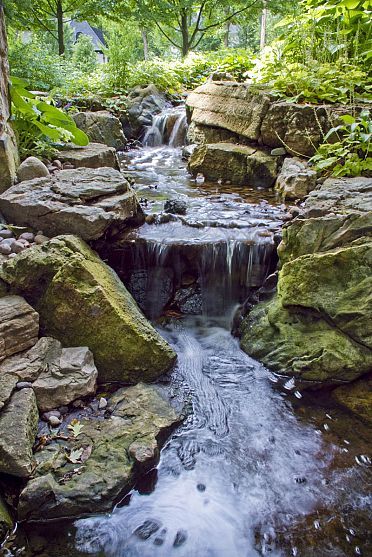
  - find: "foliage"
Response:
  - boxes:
[310,110,372,176]
[68,420,85,438]
[10,77,89,159]
[72,34,98,74]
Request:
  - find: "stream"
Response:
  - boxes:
[12,114,371,557]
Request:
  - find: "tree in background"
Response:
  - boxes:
[72,34,97,73]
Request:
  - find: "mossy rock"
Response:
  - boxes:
[0,236,176,383]
[331,376,372,424]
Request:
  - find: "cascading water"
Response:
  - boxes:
[143,107,187,148]
[14,110,371,557]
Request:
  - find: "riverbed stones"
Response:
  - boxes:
[275,157,317,200]
[57,142,120,169]
[0,296,39,363]
[240,176,372,385]
[0,388,38,478]
[0,235,177,382]
[18,383,181,520]
[0,167,143,241]
[189,142,281,187]
[17,156,49,182]
[73,111,126,150]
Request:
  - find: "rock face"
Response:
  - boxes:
[0,235,177,382]
[123,84,167,139]
[0,167,143,241]
[17,156,49,182]
[332,376,372,424]
[0,295,39,363]
[18,383,181,520]
[189,142,282,187]
[0,8,19,192]
[0,494,12,540]
[275,157,317,200]
[73,111,126,150]
[240,177,372,385]
[187,82,364,157]
[57,142,120,169]
[0,388,38,478]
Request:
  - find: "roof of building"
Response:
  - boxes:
[70,20,107,52]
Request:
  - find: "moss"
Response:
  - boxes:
[0,494,12,541]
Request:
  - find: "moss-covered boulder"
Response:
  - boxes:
[0,236,176,383]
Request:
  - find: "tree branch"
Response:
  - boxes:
[198,0,259,33]
[154,21,181,49]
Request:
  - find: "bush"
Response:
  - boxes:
[72,35,97,74]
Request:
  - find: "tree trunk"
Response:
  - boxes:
[260,0,268,51]
[141,29,149,60]
[224,22,231,48]
[180,10,189,57]
[56,0,65,55]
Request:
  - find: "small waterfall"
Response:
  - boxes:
[143,107,188,147]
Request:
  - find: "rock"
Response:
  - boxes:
[0,167,143,241]
[57,142,120,170]
[187,121,240,146]
[123,85,167,139]
[42,410,61,421]
[0,494,12,541]
[19,232,34,242]
[34,234,49,245]
[189,143,281,187]
[98,397,107,410]
[164,199,187,215]
[48,415,62,427]
[0,228,13,238]
[32,344,98,412]
[275,158,317,200]
[332,376,372,424]
[18,383,181,520]
[0,296,39,363]
[0,242,10,255]
[17,157,49,182]
[0,235,177,383]
[11,240,26,253]
[73,111,126,150]
[271,147,286,156]
[0,388,38,478]
[127,268,174,319]
[173,284,202,315]
[240,177,372,386]
[16,381,33,389]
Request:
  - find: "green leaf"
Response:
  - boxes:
[68,421,84,438]
[340,114,356,125]
[67,448,84,464]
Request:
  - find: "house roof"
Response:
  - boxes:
[70,20,107,52]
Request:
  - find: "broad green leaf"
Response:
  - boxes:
[340,114,356,125]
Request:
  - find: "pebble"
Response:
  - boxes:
[12,241,26,253]
[58,406,69,415]
[8,253,17,259]
[34,234,49,245]
[16,381,33,390]
[42,410,62,421]
[72,399,84,408]
[19,232,35,242]
[271,147,286,156]
[0,229,13,239]
[98,397,108,410]
[0,243,11,255]
[63,163,75,169]
[173,530,188,547]
[52,159,63,169]
[48,415,62,427]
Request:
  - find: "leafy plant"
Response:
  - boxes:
[310,109,372,176]
[72,34,97,74]
[10,76,89,159]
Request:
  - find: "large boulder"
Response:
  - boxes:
[240,177,372,386]
[17,156,49,183]
[189,142,282,187]
[0,236,176,383]
[275,157,317,200]
[0,388,38,478]
[57,142,120,169]
[0,167,143,241]
[18,383,181,520]
[0,295,39,363]
[73,111,126,150]
[123,84,167,139]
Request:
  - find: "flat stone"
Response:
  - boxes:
[18,383,181,520]
[0,296,39,363]
[0,167,143,241]
[57,142,120,169]
[0,388,38,478]
[17,157,49,182]
[73,111,126,150]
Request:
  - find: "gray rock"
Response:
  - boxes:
[48,415,62,427]
[271,147,286,156]
[0,167,143,241]
[16,381,33,390]
[18,383,181,520]
[0,296,39,363]
[19,232,35,242]
[0,228,13,238]
[0,242,10,255]
[73,111,126,150]
[57,142,120,170]
[275,157,317,200]
[42,410,61,421]
[123,85,167,139]
[33,345,98,412]
[98,397,107,409]
[17,157,49,183]
[0,388,38,478]
[173,284,202,315]
[11,240,26,253]
[164,199,187,215]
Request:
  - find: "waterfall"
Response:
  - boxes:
[143,107,188,148]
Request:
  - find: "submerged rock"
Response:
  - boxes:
[0,235,176,382]
[0,167,143,241]
[189,142,281,187]
[73,111,126,150]
[18,383,181,520]
[0,388,38,478]
[57,142,120,169]
[0,295,39,363]
[240,177,372,385]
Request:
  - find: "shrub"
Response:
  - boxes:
[72,34,97,74]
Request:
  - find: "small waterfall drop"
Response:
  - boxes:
[143,107,188,147]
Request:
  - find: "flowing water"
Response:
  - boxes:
[10,112,372,557]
